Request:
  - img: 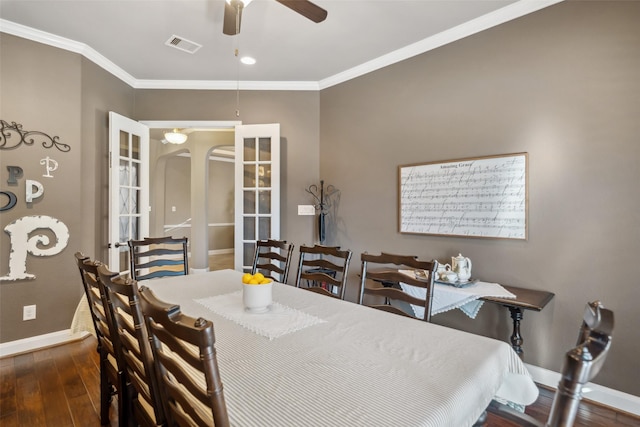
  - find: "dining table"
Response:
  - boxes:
[141,269,538,427]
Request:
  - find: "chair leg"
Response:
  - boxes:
[98,351,112,426]
[116,372,134,427]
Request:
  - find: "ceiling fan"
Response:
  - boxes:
[223,0,327,36]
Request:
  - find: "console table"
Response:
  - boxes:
[482,286,555,359]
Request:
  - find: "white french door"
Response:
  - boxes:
[108,112,150,272]
[234,124,281,273]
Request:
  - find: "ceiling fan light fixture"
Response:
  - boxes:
[164,129,188,144]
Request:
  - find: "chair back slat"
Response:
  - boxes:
[98,264,166,427]
[139,286,230,427]
[358,252,438,322]
[251,239,295,283]
[129,236,189,281]
[75,255,131,426]
[80,259,119,356]
[137,269,191,281]
[295,244,353,300]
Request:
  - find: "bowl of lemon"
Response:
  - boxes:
[241,272,273,313]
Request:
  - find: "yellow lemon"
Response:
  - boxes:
[242,273,253,284]
[259,278,272,284]
[248,278,260,285]
[253,272,265,281]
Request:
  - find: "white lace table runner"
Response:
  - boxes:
[195,291,326,340]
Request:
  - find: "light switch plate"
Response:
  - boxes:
[298,205,316,215]
[23,305,36,321]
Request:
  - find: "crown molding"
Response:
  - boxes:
[318,0,564,89]
[0,19,138,87]
[1,0,563,92]
[134,79,320,91]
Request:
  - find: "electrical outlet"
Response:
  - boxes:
[23,305,36,321]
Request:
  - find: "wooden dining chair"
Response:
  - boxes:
[98,264,166,427]
[75,255,130,426]
[358,252,438,322]
[294,244,353,299]
[128,236,189,281]
[488,301,614,427]
[138,286,230,427]
[251,238,295,283]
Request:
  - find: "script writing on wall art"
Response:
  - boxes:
[398,153,527,239]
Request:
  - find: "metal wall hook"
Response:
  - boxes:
[305,180,339,244]
[305,180,338,213]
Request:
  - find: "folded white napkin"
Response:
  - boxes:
[195,291,326,340]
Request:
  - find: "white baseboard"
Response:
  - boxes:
[208,248,233,255]
[525,363,640,417]
[0,329,89,358]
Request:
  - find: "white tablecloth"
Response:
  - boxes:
[70,293,95,336]
[144,269,538,427]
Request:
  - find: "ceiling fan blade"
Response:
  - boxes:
[276,0,327,23]
[223,0,243,35]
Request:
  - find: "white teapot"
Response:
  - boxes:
[451,253,472,282]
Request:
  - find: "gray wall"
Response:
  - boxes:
[0,34,133,341]
[153,132,236,251]
[320,1,640,395]
[207,157,235,251]
[80,58,136,259]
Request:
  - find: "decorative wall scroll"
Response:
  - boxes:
[398,153,528,240]
[0,120,71,152]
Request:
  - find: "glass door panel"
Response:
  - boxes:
[109,112,149,272]
[234,124,280,273]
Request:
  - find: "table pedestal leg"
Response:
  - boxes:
[507,306,524,358]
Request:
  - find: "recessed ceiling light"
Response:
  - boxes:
[241,56,256,65]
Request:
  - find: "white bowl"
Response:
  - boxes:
[442,272,458,282]
[242,282,273,313]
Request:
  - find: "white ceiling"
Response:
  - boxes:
[0,0,561,90]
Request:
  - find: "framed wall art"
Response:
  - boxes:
[398,152,528,240]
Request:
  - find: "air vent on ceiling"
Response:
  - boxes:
[165,35,202,54]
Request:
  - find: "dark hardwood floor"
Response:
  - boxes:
[1,336,637,426]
